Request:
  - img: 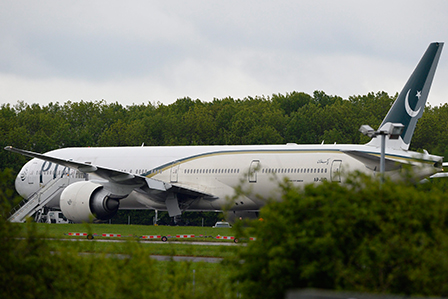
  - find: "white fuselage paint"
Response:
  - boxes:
[15,143,441,213]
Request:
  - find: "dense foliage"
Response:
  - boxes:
[2,90,448,174]
[231,174,448,298]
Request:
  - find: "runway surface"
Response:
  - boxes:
[62,237,241,246]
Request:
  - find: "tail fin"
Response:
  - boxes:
[367,42,444,150]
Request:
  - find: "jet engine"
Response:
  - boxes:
[60,181,120,223]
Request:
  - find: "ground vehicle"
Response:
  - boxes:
[46,211,70,224]
[213,221,232,228]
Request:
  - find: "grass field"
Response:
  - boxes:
[14,222,241,258]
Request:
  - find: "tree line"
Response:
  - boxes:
[2,90,448,172]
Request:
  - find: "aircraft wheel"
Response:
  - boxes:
[161,236,168,242]
[87,234,94,240]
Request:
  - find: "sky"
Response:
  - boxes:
[1,1,448,108]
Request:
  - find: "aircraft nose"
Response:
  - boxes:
[15,160,36,199]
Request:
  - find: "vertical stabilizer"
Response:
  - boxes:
[367,42,443,150]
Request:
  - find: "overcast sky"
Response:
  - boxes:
[1,1,448,108]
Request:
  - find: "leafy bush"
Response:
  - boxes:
[232,173,448,298]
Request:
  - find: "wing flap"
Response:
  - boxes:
[170,182,217,199]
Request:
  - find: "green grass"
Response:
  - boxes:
[46,239,238,257]
[14,223,241,258]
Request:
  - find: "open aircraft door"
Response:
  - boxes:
[170,163,180,183]
[330,160,342,182]
[28,161,37,185]
[248,160,260,183]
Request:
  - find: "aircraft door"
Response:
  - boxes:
[330,160,342,182]
[170,163,180,183]
[248,160,260,183]
[28,161,38,185]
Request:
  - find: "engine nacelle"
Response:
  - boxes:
[60,181,120,223]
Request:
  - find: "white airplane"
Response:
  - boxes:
[5,42,445,223]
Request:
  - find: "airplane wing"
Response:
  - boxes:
[4,146,213,198]
[5,146,147,185]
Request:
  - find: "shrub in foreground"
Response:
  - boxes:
[232,173,448,298]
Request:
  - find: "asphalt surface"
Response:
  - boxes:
[61,238,241,246]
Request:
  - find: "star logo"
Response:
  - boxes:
[416,90,422,100]
[405,89,421,118]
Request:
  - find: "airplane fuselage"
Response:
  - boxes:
[16,143,442,214]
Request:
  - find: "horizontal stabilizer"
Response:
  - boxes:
[429,172,448,179]
[343,150,402,171]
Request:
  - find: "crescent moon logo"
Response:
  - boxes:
[405,89,421,117]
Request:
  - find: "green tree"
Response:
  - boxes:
[272,91,313,116]
[232,174,448,298]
